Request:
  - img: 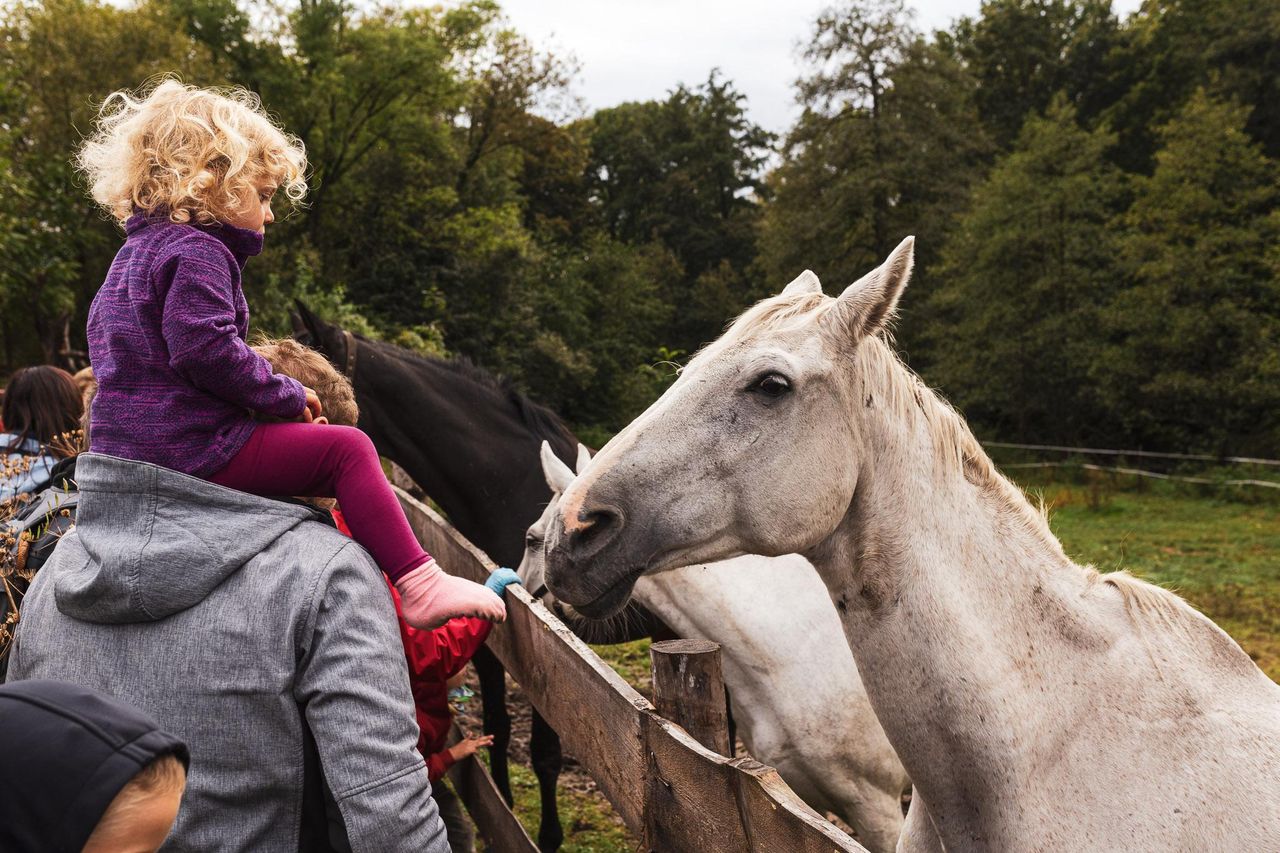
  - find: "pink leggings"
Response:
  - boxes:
[210,422,428,582]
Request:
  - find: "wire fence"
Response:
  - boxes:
[985,442,1280,491]
[984,441,1280,467]
[998,460,1280,489]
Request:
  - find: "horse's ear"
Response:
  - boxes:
[574,443,592,475]
[824,237,914,342]
[541,441,575,494]
[289,310,309,339]
[294,300,322,342]
[780,269,822,297]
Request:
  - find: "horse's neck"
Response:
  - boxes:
[362,355,535,557]
[366,364,473,493]
[806,368,1280,849]
[806,398,1123,839]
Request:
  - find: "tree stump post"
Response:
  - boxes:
[650,638,731,755]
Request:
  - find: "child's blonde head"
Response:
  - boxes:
[76,78,307,226]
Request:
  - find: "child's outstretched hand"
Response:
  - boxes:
[302,387,323,423]
[448,732,495,762]
[485,568,522,598]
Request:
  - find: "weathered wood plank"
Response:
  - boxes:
[447,752,538,852]
[386,461,422,497]
[643,714,744,850]
[394,486,868,853]
[727,754,865,852]
[646,717,862,853]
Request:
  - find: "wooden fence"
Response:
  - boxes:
[395,486,869,853]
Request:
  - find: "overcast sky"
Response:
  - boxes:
[498,0,1144,134]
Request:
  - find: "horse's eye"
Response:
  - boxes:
[750,373,791,398]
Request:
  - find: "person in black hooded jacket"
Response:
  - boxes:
[0,679,189,853]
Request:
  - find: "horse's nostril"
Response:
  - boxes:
[567,506,621,554]
[577,508,609,529]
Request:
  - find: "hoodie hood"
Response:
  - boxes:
[56,453,322,622]
[0,679,189,853]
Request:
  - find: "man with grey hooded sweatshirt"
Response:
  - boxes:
[8,453,450,852]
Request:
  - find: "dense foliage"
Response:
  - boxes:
[1,0,1277,453]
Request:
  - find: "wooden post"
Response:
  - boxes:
[650,639,731,756]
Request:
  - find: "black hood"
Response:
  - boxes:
[0,679,189,852]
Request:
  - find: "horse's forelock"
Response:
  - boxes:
[682,291,833,375]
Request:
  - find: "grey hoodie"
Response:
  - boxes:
[9,454,448,852]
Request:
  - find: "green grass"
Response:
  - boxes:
[589,637,652,694]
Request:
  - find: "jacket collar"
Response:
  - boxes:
[126,209,264,262]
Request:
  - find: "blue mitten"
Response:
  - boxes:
[485,568,523,598]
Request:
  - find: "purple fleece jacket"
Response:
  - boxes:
[87,212,306,478]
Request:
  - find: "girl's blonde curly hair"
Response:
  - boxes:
[76,78,307,226]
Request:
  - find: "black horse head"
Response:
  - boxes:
[291,301,354,377]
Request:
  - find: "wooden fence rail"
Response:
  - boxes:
[446,735,538,852]
[395,486,868,853]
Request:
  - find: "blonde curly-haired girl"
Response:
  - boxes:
[80,79,505,629]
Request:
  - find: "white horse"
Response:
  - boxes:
[542,238,1280,851]
[521,442,910,853]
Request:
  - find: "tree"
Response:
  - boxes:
[952,0,1123,151]
[1102,0,1280,171]
[923,97,1125,443]
[787,0,915,263]
[501,235,679,430]
[757,3,989,342]
[1094,90,1280,454]
[585,73,773,354]
[0,0,213,365]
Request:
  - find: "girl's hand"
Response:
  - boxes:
[448,733,494,762]
[302,387,323,423]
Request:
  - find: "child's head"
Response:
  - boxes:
[252,338,358,427]
[82,754,187,853]
[76,78,306,230]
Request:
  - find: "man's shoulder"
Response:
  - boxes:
[270,517,372,574]
[261,518,385,608]
[271,512,363,558]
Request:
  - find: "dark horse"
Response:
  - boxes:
[293,305,659,851]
